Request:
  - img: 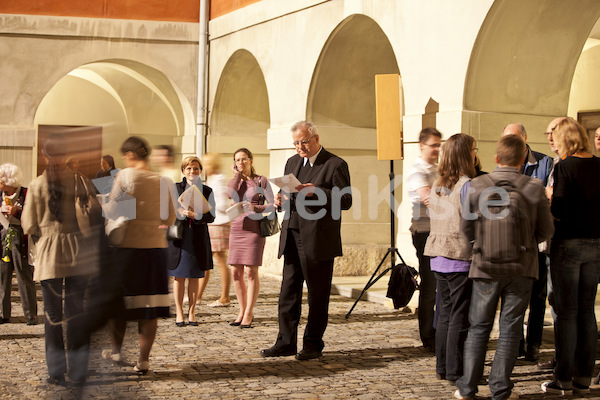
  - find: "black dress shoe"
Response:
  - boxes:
[295,349,323,361]
[188,321,199,326]
[27,318,38,326]
[230,321,242,326]
[260,346,296,357]
[240,319,253,329]
[175,321,186,327]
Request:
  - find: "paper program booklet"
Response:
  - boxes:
[178,185,212,214]
[268,173,302,193]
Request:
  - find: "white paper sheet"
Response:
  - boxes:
[178,185,212,213]
[225,202,245,221]
[268,173,302,193]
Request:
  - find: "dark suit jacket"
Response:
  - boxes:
[168,179,215,270]
[278,148,352,262]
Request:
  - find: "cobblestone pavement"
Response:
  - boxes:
[0,272,598,400]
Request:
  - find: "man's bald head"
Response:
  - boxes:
[502,123,527,141]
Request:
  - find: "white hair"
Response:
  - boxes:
[0,163,23,188]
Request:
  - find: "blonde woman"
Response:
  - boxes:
[542,118,600,395]
[168,156,215,326]
[203,153,233,308]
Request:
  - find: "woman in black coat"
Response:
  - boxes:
[168,156,215,326]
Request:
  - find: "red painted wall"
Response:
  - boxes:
[210,0,262,19]
[0,0,200,23]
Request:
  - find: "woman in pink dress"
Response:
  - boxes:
[227,148,274,328]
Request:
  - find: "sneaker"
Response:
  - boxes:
[101,349,122,363]
[573,383,590,395]
[541,381,572,396]
[453,389,474,400]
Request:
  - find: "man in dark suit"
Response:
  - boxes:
[261,121,352,361]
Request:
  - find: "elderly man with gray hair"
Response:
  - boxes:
[0,163,38,325]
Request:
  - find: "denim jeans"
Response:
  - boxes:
[433,271,472,381]
[550,238,600,388]
[456,277,533,400]
[41,276,90,382]
[412,231,436,347]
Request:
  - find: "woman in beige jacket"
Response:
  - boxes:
[22,134,100,385]
[101,136,176,374]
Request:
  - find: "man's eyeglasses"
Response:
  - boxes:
[423,143,441,149]
[293,135,316,147]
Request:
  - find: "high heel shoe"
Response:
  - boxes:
[134,361,149,375]
[175,321,186,327]
[229,321,242,326]
[240,319,253,329]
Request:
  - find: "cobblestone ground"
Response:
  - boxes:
[0,272,598,399]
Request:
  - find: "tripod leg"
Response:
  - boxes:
[345,249,391,319]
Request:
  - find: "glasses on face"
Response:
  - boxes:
[293,135,315,147]
[423,143,441,149]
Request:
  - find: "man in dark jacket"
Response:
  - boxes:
[261,121,352,361]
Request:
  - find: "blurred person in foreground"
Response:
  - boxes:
[203,153,233,308]
[22,134,100,385]
[101,136,176,374]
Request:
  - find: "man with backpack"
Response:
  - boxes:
[454,134,554,400]
[502,123,553,362]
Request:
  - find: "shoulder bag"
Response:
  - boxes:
[258,176,280,237]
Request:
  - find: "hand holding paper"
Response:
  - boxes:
[268,174,302,194]
[178,185,212,214]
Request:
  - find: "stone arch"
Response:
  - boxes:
[210,49,270,138]
[464,0,600,117]
[307,14,400,130]
[34,59,195,173]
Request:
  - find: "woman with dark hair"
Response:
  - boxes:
[95,155,118,178]
[168,156,215,326]
[424,133,477,384]
[22,133,100,385]
[101,136,176,374]
[541,118,600,396]
[227,148,274,328]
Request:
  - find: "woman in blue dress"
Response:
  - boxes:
[168,156,215,326]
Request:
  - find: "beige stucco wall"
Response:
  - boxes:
[207,0,495,274]
[0,14,199,183]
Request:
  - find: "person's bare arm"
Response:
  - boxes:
[416,186,432,208]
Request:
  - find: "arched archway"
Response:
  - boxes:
[308,14,400,130]
[209,49,270,172]
[464,0,600,117]
[34,59,195,176]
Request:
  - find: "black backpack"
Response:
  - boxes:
[386,264,419,309]
[473,174,532,268]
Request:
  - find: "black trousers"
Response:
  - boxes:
[0,225,37,320]
[275,229,334,352]
[41,276,90,382]
[412,230,436,347]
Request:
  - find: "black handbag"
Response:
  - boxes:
[258,176,280,237]
[167,219,184,241]
[260,212,280,237]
